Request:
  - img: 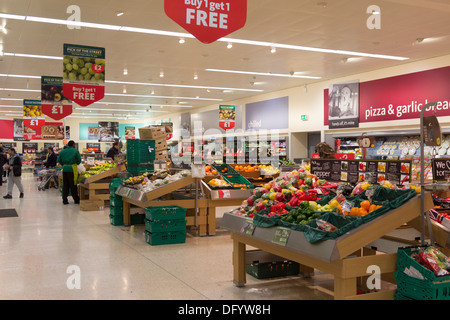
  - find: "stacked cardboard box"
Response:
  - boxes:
[139,125,169,161]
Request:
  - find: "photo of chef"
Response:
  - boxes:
[328,81,360,129]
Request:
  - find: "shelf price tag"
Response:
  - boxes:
[241,219,255,236]
[218,189,231,199]
[272,227,291,246]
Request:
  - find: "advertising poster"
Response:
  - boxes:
[98,122,119,142]
[219,105,236,131]
[62,44,105,107]
[41,76,73,120]
[88,126,100,140]
[13,119,28,141]
[328,82,360,129]
[23,100,45,136]
[40,123,65,140]
[124,126,136,140]
[246,97,288,131]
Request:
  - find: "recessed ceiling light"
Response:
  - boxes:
[116,11,125,17]
[270,47,277,53]
[179,38,185,44]
[194,74,198,80]
[160,72,164,78]
[227,43,233,49]
[123,68,128,75]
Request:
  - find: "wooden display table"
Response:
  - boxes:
[78,164,126,203]
[222,192,434,300]
[117,176,212,236]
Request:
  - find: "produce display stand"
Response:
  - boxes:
[221,192,434,300]
[116,176,212,236]
[78,164,127,202]
[201,179,253,236]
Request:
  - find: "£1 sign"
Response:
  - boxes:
[164,0,247,44]
[41,104,73,121]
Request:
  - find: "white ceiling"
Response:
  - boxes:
[0,0,450,119]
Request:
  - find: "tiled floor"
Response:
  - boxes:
[0,174,336,300]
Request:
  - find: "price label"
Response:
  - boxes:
[41,104,73,120]
[272,227,291,246]
[241,219,255,236]
[23,117,45,130]
[218,190,231,199]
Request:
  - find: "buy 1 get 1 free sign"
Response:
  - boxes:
[165,0,247,44]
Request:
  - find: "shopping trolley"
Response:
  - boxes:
[37,168,59,191]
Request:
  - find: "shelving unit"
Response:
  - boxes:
[221,192,436,300]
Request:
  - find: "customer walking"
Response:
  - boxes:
[3,148,24,199]
[0,146,6,187]
[57,140,81,205]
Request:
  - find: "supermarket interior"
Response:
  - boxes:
[0,0,450,303]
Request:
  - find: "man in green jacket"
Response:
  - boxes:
[57,140,81,205]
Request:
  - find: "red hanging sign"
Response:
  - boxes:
[164,0,247,44]
[23,118,45,131]
[62,44,105,107]
[41,76,73,120]
[41,104,73,121]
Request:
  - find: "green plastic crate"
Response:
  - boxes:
[212,163,238,175]
[127,163,155,173]
[130,214,145,225]
[110,195,123,207]
[222,174,254,189]
[110,205,123,216]
[127,139,156,164]
[144,206,187,221]
[246,260,300,279]
[109,178,125,191]
[394,292,414,300]
[109,214,123,226]
[395,246,450,300]
[144,230,186,246]
[145,219,187,233]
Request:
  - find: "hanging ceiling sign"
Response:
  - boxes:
[23,100,45,133]
[164,0,247,44]
[41,76,73,120]
[62,44,105,107]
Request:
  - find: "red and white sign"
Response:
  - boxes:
[41,104,73,121]
[23,118,45,131]
[62,84,105,107]
[325,66,450,126]
[164,0,247,44]
[312,153,355,159]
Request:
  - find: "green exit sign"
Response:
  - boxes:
[301,115,309,121]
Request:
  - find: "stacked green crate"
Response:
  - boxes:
[109,178,125,226]
[127,139,156,175]
[144,206,187,245]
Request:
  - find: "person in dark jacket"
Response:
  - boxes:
[44,147,58,168]
[3,148,24,199]
[106,141,120,159]
[0,146,6,187]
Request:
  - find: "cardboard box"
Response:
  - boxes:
[80,200,105,211]
[139,126,166,140]
[155,150,169,160]
[155,140,168,151]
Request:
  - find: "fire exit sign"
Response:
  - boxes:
[301,115,309,121]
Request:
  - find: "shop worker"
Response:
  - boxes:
[106,141,120,159]
[57,140,81,205]
[3,148,24,199]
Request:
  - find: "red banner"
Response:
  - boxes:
[325,66,450,126]
[41,104,73,121]
[23,118,45,131]
[62,83,105,107]
[164,0,247,44]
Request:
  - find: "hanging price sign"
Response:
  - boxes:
[219,105,236,131]
[164,0,247,44]
[41,76,73,120]
[62,44,105,107]
[23,100,45,131]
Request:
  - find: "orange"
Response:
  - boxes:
[369,204,378,213]
[359,208,368,216]
[360,200,371,212]
[349,207,360,217]
[336,204,342,215]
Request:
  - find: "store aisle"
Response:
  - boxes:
[0,174,334,300]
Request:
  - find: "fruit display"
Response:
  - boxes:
[41,84,70,104]
[63,56,105,84]
[409,247,450,276]
[280,201,322,225]
[140,170,191,193]
[259,165,280,175]
[235,165,259,172]
[208,178,231,188]
[205,165,218,175]
[79,162,117,178]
